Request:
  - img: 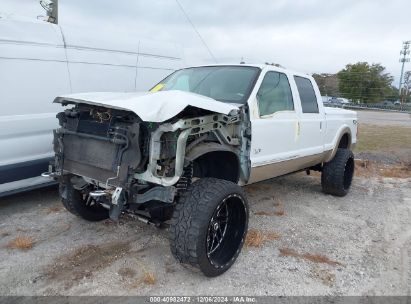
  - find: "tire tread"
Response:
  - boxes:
[321,148,354,197]
[169,178,248,276]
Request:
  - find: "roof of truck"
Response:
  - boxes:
[179,63,312,78]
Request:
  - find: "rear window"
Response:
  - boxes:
[294,76,319,113]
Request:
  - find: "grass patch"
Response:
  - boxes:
[254,200,285,217]
[279,247,342,266]
[274,200,285,216]
[44,242,131,289]
[245,229,281,247]
[254,211,275,216]
[379,165,411,178]
[130,269,157,288]
[355,160,411,178]
[142,270,156,285]
[355,124,411,152]
[265,232,282,241]
[118,267,136,279]
[44,205,64,214]
[6,236,35,250]
[311,267,336,286]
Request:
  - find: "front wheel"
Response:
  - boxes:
[321,148,355,197]
[59,175,109,221]
[169,178,249,277]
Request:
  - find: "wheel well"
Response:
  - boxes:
[338,133,350,149]
[192,151,240,183]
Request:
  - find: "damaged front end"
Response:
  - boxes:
[50,100,245,223]
[53,104,147,221]
[54,105,141,188]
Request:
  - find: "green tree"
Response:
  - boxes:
[385,85,399,101]
[337,62,394,103]
[312,73,340,97]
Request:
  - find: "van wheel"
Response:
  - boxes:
[59,175,109,221]
[321,148,355,197]
[169,178,249,277]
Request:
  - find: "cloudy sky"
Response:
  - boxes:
[2,0,410,86]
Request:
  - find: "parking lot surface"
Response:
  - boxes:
[0,172,410,296]
[357,110,410,127]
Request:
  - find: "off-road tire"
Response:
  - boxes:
[321,148,355,197]
[59,175,109,221]
[169,178,249,277]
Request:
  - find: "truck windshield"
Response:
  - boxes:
[151,66,261,104]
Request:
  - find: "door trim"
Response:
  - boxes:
[247,152,326,184]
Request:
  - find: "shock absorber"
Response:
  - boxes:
[175,162,193,193]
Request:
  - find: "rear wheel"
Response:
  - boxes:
[321,148,355,197]
[59,175,109,221]
[169,178,249,277]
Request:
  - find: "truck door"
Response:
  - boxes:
[293,76,325,161]
[248,71,301,183]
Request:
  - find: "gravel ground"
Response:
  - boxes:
[0,173,410,296]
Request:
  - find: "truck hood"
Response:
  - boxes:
[54,90,241,122]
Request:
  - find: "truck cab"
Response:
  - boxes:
[246,65,356,182]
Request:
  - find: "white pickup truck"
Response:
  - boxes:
[49,64,357,277]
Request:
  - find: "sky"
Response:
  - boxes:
[1,0,410,86]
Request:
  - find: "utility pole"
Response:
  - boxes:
[399,41,410,99]
[404,71,411,103]
[39,0,58,24]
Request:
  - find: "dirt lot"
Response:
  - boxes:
[0,111,410,296]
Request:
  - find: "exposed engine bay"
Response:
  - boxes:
[52,102,249,223]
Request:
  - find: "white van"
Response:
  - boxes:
[0,18,183,196]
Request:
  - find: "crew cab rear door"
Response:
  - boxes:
[293,75,325,160]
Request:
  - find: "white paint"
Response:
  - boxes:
[245,65,357,177]
[0,18,183,194]
[55,90,240,122]
[323,107,357,153]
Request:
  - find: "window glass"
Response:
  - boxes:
[294,76,319,113]
[257,72,294,116]
[152,66,260,104]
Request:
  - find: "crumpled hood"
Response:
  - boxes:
[54,90,241,122]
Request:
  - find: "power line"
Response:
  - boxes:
[315,72,393,74]
[175,0,217,63]
[337,87,396,90]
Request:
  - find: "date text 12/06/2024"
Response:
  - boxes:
[149,296,257,303]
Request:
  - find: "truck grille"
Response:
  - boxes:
[55,105,141,187]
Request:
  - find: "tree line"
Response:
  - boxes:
[313,62,410,103]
